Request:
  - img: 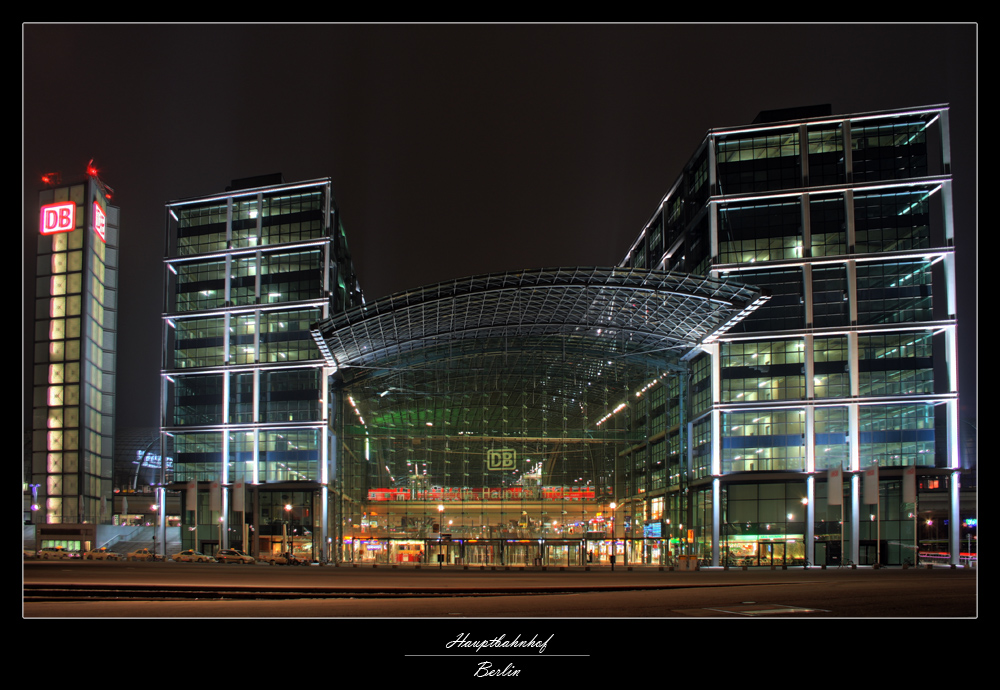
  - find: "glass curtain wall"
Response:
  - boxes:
[334,337,679,566]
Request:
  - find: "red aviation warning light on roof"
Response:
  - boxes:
[86,159,114,200]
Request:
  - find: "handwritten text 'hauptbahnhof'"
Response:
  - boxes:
[447,632,554,654]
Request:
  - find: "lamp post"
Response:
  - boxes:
[218,515,225,557]
[284,503,292,558]
[150,503,159,558]
[609,502,617,570]
[800,496,810,566]
[437,504,444,568]
[29,484,40,524]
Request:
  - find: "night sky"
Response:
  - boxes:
[23,24,978,430]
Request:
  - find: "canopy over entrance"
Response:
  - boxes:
[312,267,766,375]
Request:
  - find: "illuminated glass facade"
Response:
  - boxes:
[159,177,362,561]
[313,268,766,566]
[620,104,964,566]
[158,106,965,569]
[31,175,119,528]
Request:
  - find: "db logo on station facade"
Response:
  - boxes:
[486,448,517,471]
[40,201,76,235]
[93,202,107,242]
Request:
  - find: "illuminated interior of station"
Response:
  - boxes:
[313,267,765,565]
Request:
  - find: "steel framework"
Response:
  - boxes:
[311,266,767,376]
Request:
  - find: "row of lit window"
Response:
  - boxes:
[717,133,799,162]
[172,340,319,368]
[723,334,931,364]
[176,463,318,484]
[169,429,321,452]
[176,192,324,228]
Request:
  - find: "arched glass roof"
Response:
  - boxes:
[311,266,766,377]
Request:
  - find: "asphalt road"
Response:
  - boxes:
[24,560,977,619]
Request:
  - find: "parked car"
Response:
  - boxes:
[260,552,309,566]
[171,549,215,563]
[126,548,162,561]
[85,547,122,560]
[215,549,255,564]
[23,549,37,560]
[38,546,75,560]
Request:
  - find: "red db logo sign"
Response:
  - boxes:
[93,202,106,242]
[40,201,76,235]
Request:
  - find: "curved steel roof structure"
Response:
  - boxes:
[311,267,767,377]
[312,267,766,491]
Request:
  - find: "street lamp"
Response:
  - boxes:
[799,497,810,567]
[284,504,292,557]
[29,484,41,514]
[609,502,617,570]
[437,504,445,567]
[150,503,159,557]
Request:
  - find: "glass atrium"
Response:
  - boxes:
[314,267,765,565]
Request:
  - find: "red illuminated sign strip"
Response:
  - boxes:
[39,201,76,235]
[93,202,107,243]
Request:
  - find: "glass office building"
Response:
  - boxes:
[159,176,362,561]
[30,170,120,545]
[615,104,963,566]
